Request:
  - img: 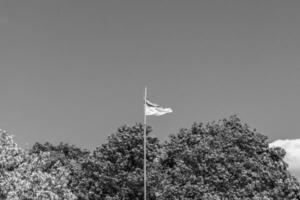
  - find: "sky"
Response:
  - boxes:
[0,0,300,179]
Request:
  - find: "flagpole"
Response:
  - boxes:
[144,86,147,200]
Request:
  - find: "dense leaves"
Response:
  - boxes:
[83,124,161,200]
[0,130,76,200]
[158,116,300,199]
[0,116,300,199]
[30,142,90,199]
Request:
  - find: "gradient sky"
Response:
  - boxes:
[0,0,300,177]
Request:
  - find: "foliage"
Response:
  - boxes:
[83,123,161,200]
[30,142,90,200]
[0,130,76,200]
[1,116,300,200]
[158,116,300,199]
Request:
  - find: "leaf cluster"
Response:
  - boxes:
[0,116,299,200]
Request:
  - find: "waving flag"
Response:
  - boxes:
[145,99,173,116]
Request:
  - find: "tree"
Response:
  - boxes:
[158,116,300,199]
[0,130,25,199]
[30,142,90,200]
[0,130,76,200]
[2,116,300,200]
[81,123,162,200]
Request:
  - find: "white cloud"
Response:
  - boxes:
[269,139,300,171]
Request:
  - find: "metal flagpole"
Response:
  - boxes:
[144,86,147,200]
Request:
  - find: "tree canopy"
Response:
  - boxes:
[158,116,300,199]
[0,116,299,200]
[0,130,76,200]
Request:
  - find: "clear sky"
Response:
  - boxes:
[0,0,300,177]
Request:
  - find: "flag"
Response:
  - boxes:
[145,99,173,116]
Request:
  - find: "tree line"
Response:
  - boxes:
[0,116,300,200]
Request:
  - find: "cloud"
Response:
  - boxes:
[270,139,300,180]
